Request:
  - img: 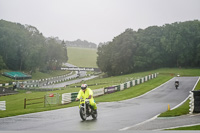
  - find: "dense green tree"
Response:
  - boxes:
[97,29,137,76]
[0,56,6,70]
[0,20,68,73]
[97,20,200,76]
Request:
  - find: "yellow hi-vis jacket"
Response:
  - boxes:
[77,88,97,110]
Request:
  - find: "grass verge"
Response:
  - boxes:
[167,125,200,130]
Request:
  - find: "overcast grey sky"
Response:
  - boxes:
[0,0,200,44]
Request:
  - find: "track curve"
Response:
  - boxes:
[0,77,199,131]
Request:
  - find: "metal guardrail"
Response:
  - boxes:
[189,90,200,114]
[0,72,73,87]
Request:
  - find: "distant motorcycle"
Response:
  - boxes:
[79,98,97,121]
[175,81,179,89]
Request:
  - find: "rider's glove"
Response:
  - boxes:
[88,95,91,99]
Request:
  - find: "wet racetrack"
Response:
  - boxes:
[0,77,199,131]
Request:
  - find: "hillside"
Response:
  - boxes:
[67,47,98,68]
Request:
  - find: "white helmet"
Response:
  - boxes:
[81,84,87,90]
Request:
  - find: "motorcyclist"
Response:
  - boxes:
[76,84,97,111]
[175,79,179,89]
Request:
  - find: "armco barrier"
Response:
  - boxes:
[61,73,157,104]
[61,92,78,104]
[0,73,157,88]
[137,79,140,85]
[120,83,124,91]
[189,91,194,114]
[124,83,127,89]
[61,93,72,104]
[145,76,148,81]
[0,72,73,87]
[93,88,104,97]
[189,90,200,114]
[127,81,130,88]
[132,80,135,86]
[104,86,116,94]
[0,101,6,110]
[116,85,120,91]
[71,92,78,101]
[135,79,138,85]
[62,89,104,104]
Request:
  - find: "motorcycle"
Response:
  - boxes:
[175,81,179,89]
[79,98,97,121]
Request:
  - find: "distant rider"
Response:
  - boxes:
[76,84,97,111]
[175,79,179,89]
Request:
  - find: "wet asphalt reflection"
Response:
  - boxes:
[0,77,199,131]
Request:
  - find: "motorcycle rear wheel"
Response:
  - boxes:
[80,108,86,121]
[175,85,178,89]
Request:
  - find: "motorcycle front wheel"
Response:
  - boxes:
[80,108,87,121]
[92,110,97,119]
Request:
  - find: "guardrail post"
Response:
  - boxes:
[24,98,26,109]
[44,95,46,107]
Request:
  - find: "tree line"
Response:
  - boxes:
[65,39,97,49]
[0,20,68,73]
[97,20,200,76]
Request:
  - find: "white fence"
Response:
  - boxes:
[93,88,104,97]
[189,91,194,114]
[61,92,78,104]
[61,73,157,104]
[0,72,73,87]
[61,88,105,104]
[0,101,6,111]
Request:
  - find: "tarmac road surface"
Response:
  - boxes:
[127,113,200,131]
[40,71,98,88]
[0,77,199,131]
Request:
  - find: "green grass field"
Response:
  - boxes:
[67,47,98,68]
